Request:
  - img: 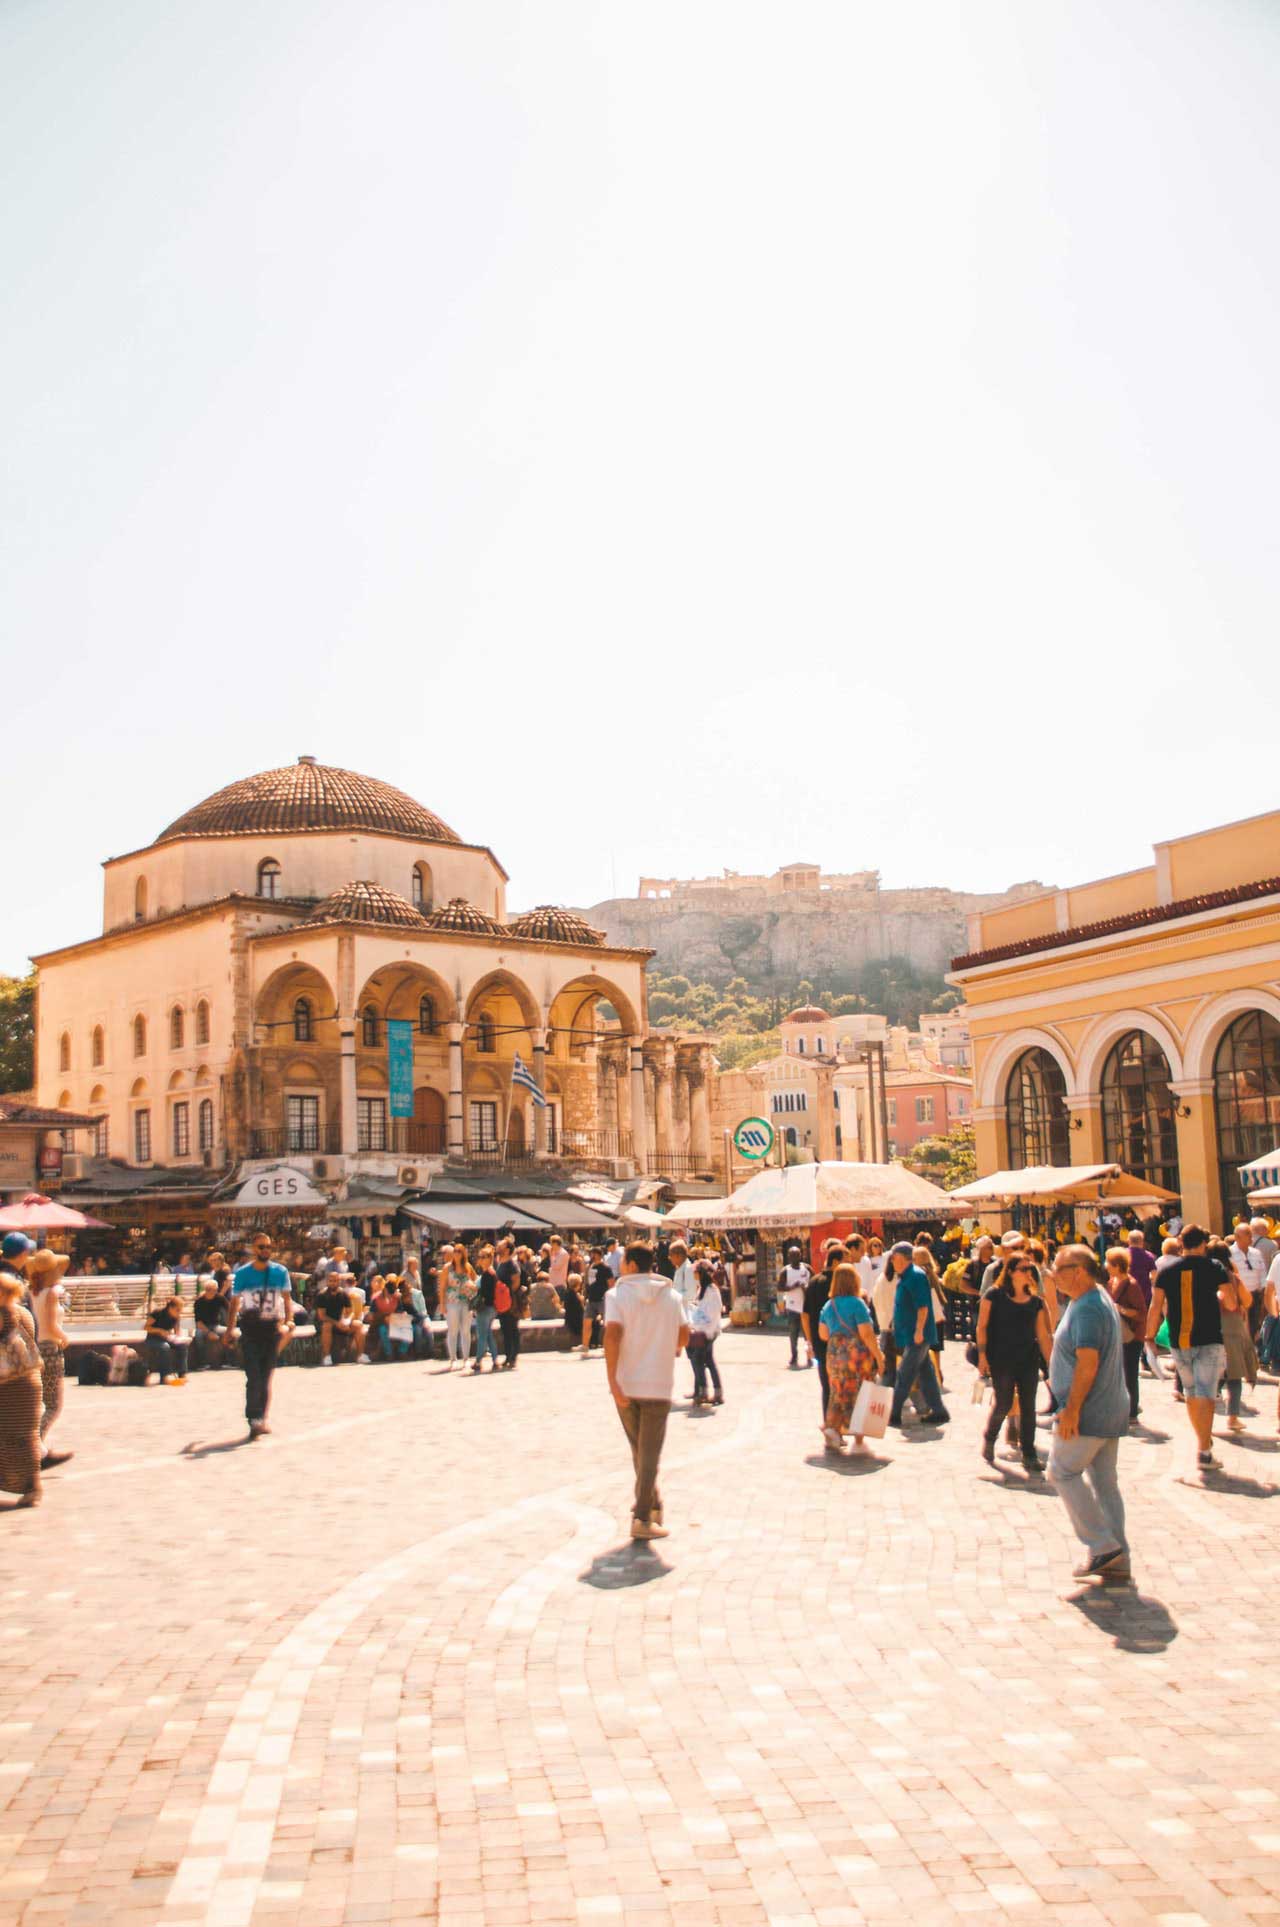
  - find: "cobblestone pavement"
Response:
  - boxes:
[5,1334,1280,1927]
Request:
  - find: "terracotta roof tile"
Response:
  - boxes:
[158,757,462,845]
[302,880,430,930]
[506,905,606,946]
[421,897,509,937]
[953,873,1280,971]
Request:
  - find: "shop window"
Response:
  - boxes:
[293,997,313,1043]
[1005,1048,1070,1168]
[1101,1029,1179,1198]
[1214,1011,1280,1220]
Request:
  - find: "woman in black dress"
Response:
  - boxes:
[976,1250,1054,1474]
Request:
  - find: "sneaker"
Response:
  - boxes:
[357,1355,371,1365]
[920,1411,950,1425]
[39,1450,73,1470]
[1073,1546,1125,1579]
[321,1356,334,1368]
[1022,1456,1043,1475]
[822,1425,843,1449]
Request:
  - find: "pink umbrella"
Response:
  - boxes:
[0,1192,110,1231]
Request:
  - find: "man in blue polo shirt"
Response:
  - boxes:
[224,1229,295,1440]
[1047,1245,1131,1581]
[888,1242,950,1428]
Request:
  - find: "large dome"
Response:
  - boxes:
[157,756,462,846]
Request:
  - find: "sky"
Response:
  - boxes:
[3,0,1279,975]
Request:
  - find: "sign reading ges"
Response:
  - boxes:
[232,1165,327,1208]
[733,1117,775,1161]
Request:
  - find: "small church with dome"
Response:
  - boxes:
[33,758,714,1193]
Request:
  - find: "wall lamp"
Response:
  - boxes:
[1174,1100,1192,1118]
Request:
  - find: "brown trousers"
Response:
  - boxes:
[617,1397,670,1523]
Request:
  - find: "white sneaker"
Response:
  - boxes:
[357,1354,371,1365]
[321,1356,334,1367]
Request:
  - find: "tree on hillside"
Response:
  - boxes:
[0,974,35,1093]
[904,1121,976,1191]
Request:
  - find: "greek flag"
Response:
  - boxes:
[512,1052,547,1106]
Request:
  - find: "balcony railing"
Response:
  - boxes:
[390,1119,446,1155]
[553,1128,633,1162]
[247,1123,343,1159]
[645,1150,718,1179]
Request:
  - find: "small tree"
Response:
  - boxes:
[904,1120,976,1190]
[0,974,34,1093]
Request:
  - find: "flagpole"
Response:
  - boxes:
[504,1055,517,1164]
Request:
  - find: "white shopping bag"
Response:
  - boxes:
[850,1379,891,1439]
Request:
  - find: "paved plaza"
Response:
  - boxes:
[5,1333,1280,1927]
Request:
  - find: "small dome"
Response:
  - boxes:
[421,897,508,937]
[303,881,429,930]
[784,1004,830,1024]
[507,904,606,946]
[158,757,462,845]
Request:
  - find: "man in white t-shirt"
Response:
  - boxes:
[604,1237,623,1279]
[604,1244,689,1541]
[779,1245,811,1368]
[1228,1222,1267,1336]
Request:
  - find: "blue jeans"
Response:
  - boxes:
[474,1305,499,1364]
[144,1338,189,1379]
[889,1341,948,1424]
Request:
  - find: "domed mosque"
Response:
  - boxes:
[32,759,718,1237]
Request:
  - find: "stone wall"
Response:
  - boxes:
[575,881,1048,987]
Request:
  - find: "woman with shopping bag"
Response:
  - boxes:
[819,1262,884,1453]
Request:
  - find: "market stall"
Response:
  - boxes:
[949,1163,1179,1239]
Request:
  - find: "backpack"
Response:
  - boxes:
[77,1350,111,1387]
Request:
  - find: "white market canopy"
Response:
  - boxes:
[949,1163,1180,1207]
[1240,1146,1280,1192]
[679,1160,961,1230]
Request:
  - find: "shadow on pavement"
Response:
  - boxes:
[1128,1423,1170,1443]
[802,1452,889,1477]
[180,1436,252,1459]
[580,1545,673,1589]
[1194,1468,1279,1498]
[976,1473,1057,1498]
[1066,1585,1178,1653]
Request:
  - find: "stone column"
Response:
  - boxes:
[336,934,358,1158]
[447,1020,465,1157]
[629,1039,648,1168]
[655,1049,676,1157]
[689,1073,711,1165]
[532,1026,549,1157]
[1169,1079,1219,1229]
[1065,1094,1106,1165]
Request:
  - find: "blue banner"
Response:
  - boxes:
[387,1019,414,1118]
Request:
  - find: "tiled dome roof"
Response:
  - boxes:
[421,897,508,937]
[785,1004,830,1024]
[157,757,462,845]
[507,905,607,946]
[302,880,429,930]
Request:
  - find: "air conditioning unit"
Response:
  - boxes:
[398,1164,422,1187]
[61,1153,83,1182]
[313,1157,341,1180]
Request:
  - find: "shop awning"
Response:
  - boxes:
[496,1195,625,1230]
[679,1161,961,1230]
[401,1201,551,1233]
[949,1164,1181,1206]
[1240,1147,1280,1192]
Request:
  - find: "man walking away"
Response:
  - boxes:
[888,1243,950,1428]
[225,1231,295,1440]
[1146,1224,1230,1472]
[1047,1246,1131,1580]
[603,1244,688,1541]
[779,1245,810,1368]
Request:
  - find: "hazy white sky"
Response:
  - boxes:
[4,0,1279,975]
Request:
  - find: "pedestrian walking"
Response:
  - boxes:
[819,1261,883,1452]
[687,1262,724,1406]
[779,1245,811,1368]
[472,1245,501,1373]
[802,1241,845,1421]
[1146,1224,1231,1470]
[1104,1246,1147,1424]
[584,1248,611,1355]
[27,1249,73,1470]
[888,1243,950,1429]
[0,1268,42,1508]
[1046,1245,1131,1580]
[1209,1237,1256,1434]
[603,1244,689,1541]
[977,1248,1053,1472]
[224,1231,296,1440]
[441,1244,477,1368]
[1226,1222,1267,1339]
[496,1238,523,1369]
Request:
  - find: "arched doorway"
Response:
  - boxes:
[507,1107,525,1153]
[1101,1030,1180,1196]
[411,1086,445,1154]
[1214,1011,1280,1220]
[1005,1048,1070,1168]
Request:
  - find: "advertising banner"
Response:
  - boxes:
[388,1019,414,1119]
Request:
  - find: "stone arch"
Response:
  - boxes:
[463,969,540,1041]
[357,1063,388,1090]
[130,1077,148,1099]
[281,1057,323,1085]
[545,970,641,1041]
[89,1085,106,1107]
[167,1070,187,1091]
[57,1089,72,1108]
[254,961,338,1044]
[1182,987,1280,1084]
[1075,1010,1185,1096]
[361,962,458,1028]
[977,1026,1074,1109]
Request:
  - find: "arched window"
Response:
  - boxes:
[91,1025,105,1068]
[169,1005,184,1050]
[475,1012,495,1054]
[134,877,148,921]
[1101,1030,1180,1197]
[198,1098,215,1154]
[419,995,436,1035]
[257,858,281,899]
[1004,1048,1070,1168]
[412,863,433,912]
[194,1000,210,1045]
[58,1032,70,1073]
[362,1005,380,1047]
[133,1014,147,1058]
[293,997,313,1043]
[1214,1011,1280,1220]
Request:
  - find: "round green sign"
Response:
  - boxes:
[733,1116,775,1160]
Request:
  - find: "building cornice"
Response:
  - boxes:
[102,826,511,882]
[962,932,1280,1029]
[31,895,299,967]
[952,880,1280,978]
[246,921,654,965]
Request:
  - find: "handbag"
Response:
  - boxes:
[850,1379,891,1438]
[387,1313,413,1344]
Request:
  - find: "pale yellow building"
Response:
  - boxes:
[949,807,1280,1228]
[33,757,703,1183]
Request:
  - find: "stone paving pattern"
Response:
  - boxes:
[4,1334,1280,1926]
